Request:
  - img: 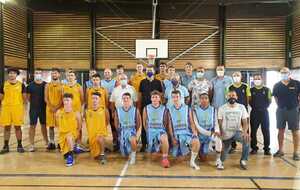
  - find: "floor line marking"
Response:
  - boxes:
[113,161,129,190]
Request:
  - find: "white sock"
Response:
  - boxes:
[190,152,200,170]
[130,151,136,164]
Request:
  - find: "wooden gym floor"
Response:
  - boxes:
[0,104,299,190]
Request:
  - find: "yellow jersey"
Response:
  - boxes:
[155,73,168,81]
[1,81,24,106]
[86,87,108,109]
[130,73,146,92]
[47,81,62,107]
[62,83,82,112]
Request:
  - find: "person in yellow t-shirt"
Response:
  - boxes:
[84,92,110,164]
[130,62,146,92]
[155,62,168,81]
[86,73,108,109]
[45,68,63,150]
[0,68,27,154]
[56,93,82,167]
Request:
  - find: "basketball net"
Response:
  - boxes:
[147,54,156,66]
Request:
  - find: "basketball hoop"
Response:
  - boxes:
[147,54,156,66]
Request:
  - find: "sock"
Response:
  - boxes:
[4,140,9,147]
[216,152,221,161]
[191,151,198,163]
[131,151,136,158]
[17,140,22,147]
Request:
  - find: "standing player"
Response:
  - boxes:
[114,93,142,165]
[0,68,27,154]
[27,69,48,151]
[56,93,82,167]
[167,90,200,170]
[130,62,146,92]
[85,92,110,164]
[86,73,108,110]
[143,90,170,168]
[193,93,222,168]
[45,68,63,150]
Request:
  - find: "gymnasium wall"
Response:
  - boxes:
[292,14,300,68]
[3,3,27,68]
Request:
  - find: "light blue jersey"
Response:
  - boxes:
[163,79,172,90]
[146,104,167,153]
[164,85,189,108]
[169,104,194,157]
[85,80,93,88]
[211,76,233,109]
[101,79,116,97]
[117,106,137,156]
[193,105,216,155]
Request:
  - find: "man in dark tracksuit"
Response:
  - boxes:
[249,74,271,155]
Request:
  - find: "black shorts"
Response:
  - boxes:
[29,108,46,126]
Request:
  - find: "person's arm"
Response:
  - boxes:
[104,89,109,108]
[22,84,27,104]
[135,109,142,141]
[246,84,251,105]
[85,89,89,108]
[114,110,119,130]
[167,111,177,145]
[26,85,31,103]
[192,110,211,136]
[105,109,110,126]
[142,107,147,132]
[0,84,4,102]
[267,88,272,107]
[217,108,224,137]
[76,111,82,134]
[241,106,250,142]
[79,86,84,106]
[110,89,116,112]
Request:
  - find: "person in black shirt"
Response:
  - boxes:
[273,67,300,161]
[27,69,48,152]
[249,74,272,155]
[139,65,163,152]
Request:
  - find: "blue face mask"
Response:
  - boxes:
[147,71,154,78]
[281,73,289,81]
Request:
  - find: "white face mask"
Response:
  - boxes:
[35,74,42,81]
[196,72,204,78]
[216,70,224,77]
[233,76,241,83]
[254,79,262,86]
[120,79,127,86]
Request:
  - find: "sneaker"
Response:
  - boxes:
[47,143,56,150]
[293,153,300,161]
[240,160,247,170]
[190,161,200,170]
[250,149,257,155]
[65,154,74,167]
[17,146,25,153]
[264,150,271,156]
[99,155,107,165]
[0,146,9,154]
[216,159,224,170]
[73,144,89,154]
[273,150,284,157]
[28,145,35,152]
[161,158,170,168]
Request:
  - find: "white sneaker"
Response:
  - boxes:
[129,156,136,165]
[28,145,35,152]
[240,160,247,170]
[190,161,200,170]
[216,160,224,170]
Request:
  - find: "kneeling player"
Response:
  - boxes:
[168,90,200,170]
[114,93,142,165]
[143,90,170,168]
[56,93,82,167]
[85,92,110,165]
[193,93,222,169]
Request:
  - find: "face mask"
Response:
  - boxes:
[35,74,42,81]
[196,72,204,78]
[281,73,289,81]
[147,71,154,78]
[254,80,262,86]
[171,79,179,87]
[228,97,237,105]
[233,76,241,83]
[216,70,224,77]
[120,79,127,86]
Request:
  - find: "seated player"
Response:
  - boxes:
[143,90,170,168]
[192,93,222,169]
[167,90,200,170]
[84,92,110,165]
[56,93,82,167]
[114,93,142,165]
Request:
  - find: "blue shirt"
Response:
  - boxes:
[101,79,116,97]
[211,76,233,109]
[181,73,195,89]
[85,80,93,89]
[165,85,189,107]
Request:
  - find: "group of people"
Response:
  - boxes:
[0,62,299,170]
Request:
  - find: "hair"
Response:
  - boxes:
[227,90,237,96]
[122,92,131,98]
[92,92,101,97]
[197,66,205,70]
[168,65,175,69]
[117,64,124,69]
[171,90,181,96]
[185,62,193,66]
[92,73,101,79]
[63,93,73,99]
[199,93,209,98]
[151,90,161,97]
[51,68,60,72]
[68,70,76,75]
[7,68,20,75]
[159,62,167,66]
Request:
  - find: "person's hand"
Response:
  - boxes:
[242,131,250,143]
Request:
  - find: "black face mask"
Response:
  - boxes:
[228,97,237,104]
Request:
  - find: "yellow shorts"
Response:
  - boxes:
[89,133,107,158]
[59,131,78,155]
[46,106,56,127]
[0,105,24,126]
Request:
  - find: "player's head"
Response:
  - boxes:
[119,74,128,87]
[116,64,125,75]
[67,70,76,83]
[7,68,20,80]
[151,90,162,105]
[122,92,132,107]
[92,73,101,87]
[34,69,43,81]
[232,71,242,84]
[136,62,144,73]
[51,68,60,80]
[216,65,225,77]
[63,93,73,109]
[167,65,176,76]
[185,62,193,74]
[227,90,238,105]
[159,62,167,73]
[171,90,181,105]
[103,68,112,79]
[199,93,210,107]
[91,92,101,109]
[89,69,97,79]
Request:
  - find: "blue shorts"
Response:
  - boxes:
[172,133,196,157]
[118,128,136,156]
[146,128,166,153]
[199,134,212,155]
